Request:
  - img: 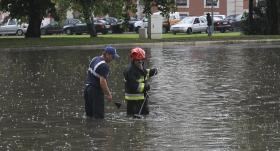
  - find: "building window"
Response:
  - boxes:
[204,0,219,8]
[176,0,189,8]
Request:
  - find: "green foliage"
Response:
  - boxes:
[242,0,280,35]
[241,6,267,35]
[0,0,56,20]
[0,0,57,38]
[96,0,124,18]
[141,0,176,17]
[52,0,72,24]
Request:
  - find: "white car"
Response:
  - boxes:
[214,15,226,20]
[170,16,208,34]
[0,19,27,36]
[134,18,148,33]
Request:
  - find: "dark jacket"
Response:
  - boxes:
[124,63,157,101]
[207,14,212,26]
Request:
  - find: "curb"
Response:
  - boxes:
[1,39,280,52]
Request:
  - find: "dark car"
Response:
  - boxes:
[41,21,63,35]
[214,14,242,33]
[63,19,110,35]
[94,19,111,34]
[229,14,243,31]
[101,17,124,33]
[63,19,87,35]
[127,17,140,32]
[63,18,81,26]
[214,19,233,33]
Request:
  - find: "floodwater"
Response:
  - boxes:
[0,42,280,150]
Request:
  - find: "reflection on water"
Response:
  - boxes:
[0,43,280,150]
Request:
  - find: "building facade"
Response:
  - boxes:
[175,0,256,17]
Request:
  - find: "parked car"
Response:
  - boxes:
[162,18,181,34]
[133,17,178,34]
[41,21,63,35]
[228,14,243,31]
[213,15,226,20]
[213,16,223,22]
[101,17,124,33]
[134,17,148,33]
[63,19,110,35]
[170,16,207,34]
[214,14,242,32]
[0,19,27,36]
[127,17,140,32]
[63,18,81,26]
[94,19,111,34]
[153,11,181,33]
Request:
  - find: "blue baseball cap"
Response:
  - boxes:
[104,46,119,59]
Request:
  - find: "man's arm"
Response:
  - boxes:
[100,76,112,102]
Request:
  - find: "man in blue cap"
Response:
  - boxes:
[84,46,119,119]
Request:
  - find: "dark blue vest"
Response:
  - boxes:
[86,56,109,88]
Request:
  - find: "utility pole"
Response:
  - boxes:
[211,0,214,36]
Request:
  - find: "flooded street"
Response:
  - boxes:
[0,42,280,150]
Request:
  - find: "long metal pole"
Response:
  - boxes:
[211,0,214,36]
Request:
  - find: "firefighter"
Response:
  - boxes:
[123,47,158,116]
[84,46,119,119]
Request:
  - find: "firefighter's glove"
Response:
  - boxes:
[150,68,158,76]
[144,83,150,92]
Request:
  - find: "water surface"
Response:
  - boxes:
[0,43,280,150]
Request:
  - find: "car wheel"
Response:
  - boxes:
[16,29,24,36]
[41,29,46,35]
[102,31,108,34]
[65,28,72,35]
[187,28,192,34]
[220,28,226,33]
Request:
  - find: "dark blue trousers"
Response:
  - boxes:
[84,85,105,119]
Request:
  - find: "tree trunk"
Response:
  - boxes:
[82,1,97,38]
[266,0,278,34]
[248,0,254,30]
[167,15,170,33]
[277,0,280,34]
[90,17,97,37]
[25,14,42,38]
[85,18,97,38]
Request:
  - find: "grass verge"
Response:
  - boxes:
[0,32,280,49]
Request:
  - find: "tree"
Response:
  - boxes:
[278,0,280,33]
[141,0,176,17]
[73,0,132,37]
[266,0,279,34]
[243,0,280,35]
[98,0,124,18]
[52,0,72,25]
[155,0,176,32]
[141,0,176,34]
[248,0,254,32]
[72,0,97,37]
[0,0,56,38]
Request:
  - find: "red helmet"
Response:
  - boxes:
[130,47,145,60]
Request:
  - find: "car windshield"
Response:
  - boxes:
[235,14,243,21]
[225,14,239,20]
[179,17,194,24]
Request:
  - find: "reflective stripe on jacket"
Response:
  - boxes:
[88,60,106,78]
[124,64,151,101]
